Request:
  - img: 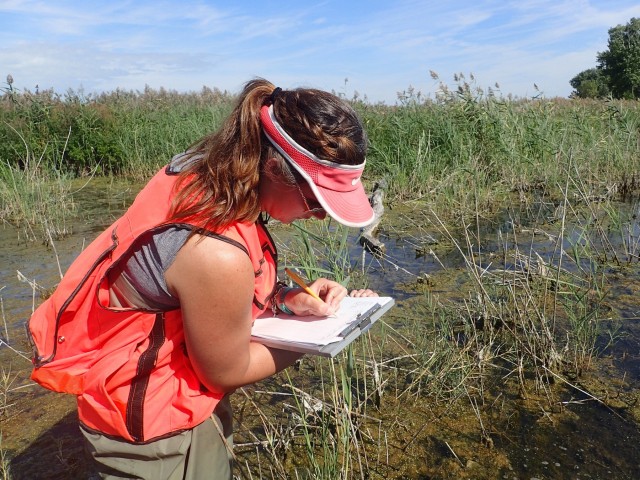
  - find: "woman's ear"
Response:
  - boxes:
[258,158,278,193]
[263,157,278,169]
[260,157,280,177]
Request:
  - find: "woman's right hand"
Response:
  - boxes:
[283,278,348,317]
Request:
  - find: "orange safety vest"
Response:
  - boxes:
[26,164,278,443]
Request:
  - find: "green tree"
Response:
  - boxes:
[569,68,610,98]
[597,17,640,99]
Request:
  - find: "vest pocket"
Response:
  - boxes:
[28,229,118,370]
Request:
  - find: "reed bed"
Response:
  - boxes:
[2,76,640,243]
[1,76,638,186]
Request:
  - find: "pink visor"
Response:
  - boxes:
[260,105,375,228]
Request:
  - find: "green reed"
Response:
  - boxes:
[240,159,638,477]
[233,347,380,478]
[2,77,640,239]
[0,141,75,242]
[377,290,482,404]
[237,145,637,475]
[358,74,640,215]
[424,160,624,390]
[1,84,232,179]
[285,219,353,285]
[3,76,640,202]
[283,358,362,479]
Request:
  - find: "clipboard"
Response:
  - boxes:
[251,296,395,357]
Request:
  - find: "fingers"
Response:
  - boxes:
[285,284,340,317]
[286,279,346,316]
[349,288,379,298]
[283,278,379,317]
[316,280,348,312]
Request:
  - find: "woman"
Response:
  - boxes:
[27,78,377,479]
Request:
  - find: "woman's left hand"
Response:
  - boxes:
[284,278,348,317]
[349,288,378,298]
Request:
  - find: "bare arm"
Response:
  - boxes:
[165,234,301,393]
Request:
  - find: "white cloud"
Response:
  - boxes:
[2,0,640,102]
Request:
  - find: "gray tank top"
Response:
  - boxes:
[108,153,194,310]
[108,226,191,310]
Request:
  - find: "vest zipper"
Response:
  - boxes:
[126,312,166,442]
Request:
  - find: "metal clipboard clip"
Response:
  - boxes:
[338,303,382,338]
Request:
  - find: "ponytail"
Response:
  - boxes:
[169,79,275,230]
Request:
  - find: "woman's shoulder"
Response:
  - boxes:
[165,232,255,299]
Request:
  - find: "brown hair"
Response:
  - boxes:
[169,78,367,231]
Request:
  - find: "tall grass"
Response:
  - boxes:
[2,74,639,199]
[2,76,639,242]
[0,143,76,242]
[0,434,9,480]
[358,73,640,214]
[1,83,233,179]
[0,84,234,241]
[284,220,354,285]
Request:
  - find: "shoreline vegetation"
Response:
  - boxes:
[2,74,640,242]
[2,75,640,479]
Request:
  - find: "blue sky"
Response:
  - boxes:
[1,0,640,103]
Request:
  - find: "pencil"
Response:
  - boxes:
[284,268,323,302]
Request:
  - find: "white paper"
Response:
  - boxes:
[251,296,393,346]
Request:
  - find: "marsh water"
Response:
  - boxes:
[1,179,639,479]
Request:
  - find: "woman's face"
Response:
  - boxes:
[259,160,327,224]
